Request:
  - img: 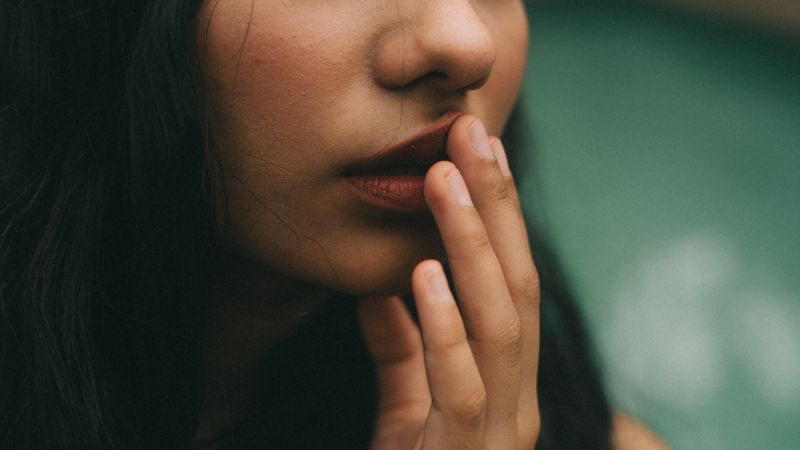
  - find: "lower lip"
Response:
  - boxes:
[345,175,428,214]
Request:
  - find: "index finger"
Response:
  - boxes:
[445,117,541,439]
[447,118,538,307]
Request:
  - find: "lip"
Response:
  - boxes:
[344,111,464,174]
[343,111,464,214]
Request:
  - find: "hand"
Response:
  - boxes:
[357,115,541,450]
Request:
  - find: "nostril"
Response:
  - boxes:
[460,71,491,92]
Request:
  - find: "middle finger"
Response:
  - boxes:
[445,116,542,440]
[424,162,522,448]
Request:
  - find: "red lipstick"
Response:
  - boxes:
[344,111,464,214]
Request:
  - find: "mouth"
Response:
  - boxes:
[342,111,464,214]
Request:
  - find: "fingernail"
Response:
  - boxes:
[491,138,511,177]
[469,119,495,160]
[425,264,452,301]
[446,169,473,206]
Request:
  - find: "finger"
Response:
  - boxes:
[424,162,522,448]
[491,137,541,444]
[411,260,485,450]
[446,117,541,441]
[357,296,430,447]
[447,117,538,319]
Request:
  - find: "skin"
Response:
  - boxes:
[356,127,540,448]
[196,0,527,297]
[195,0,667,448]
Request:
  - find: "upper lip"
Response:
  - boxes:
[344,111,465,174]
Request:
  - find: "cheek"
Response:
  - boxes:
[476,5,529,134]
[198,7,373,224]
[505,11,530,91]
[198,4,365,149]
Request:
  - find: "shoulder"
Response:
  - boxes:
[611,412,672,450]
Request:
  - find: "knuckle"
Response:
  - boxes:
[451,390,487,424]
[438,333,468,357]
[378,400,430,426]
[482,163,511,202]
[433,312,468,353]
[465,227,493,255]
[467,313,522,360]
[508,264,541,303]
[494,315,523,358]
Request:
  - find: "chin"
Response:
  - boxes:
[331,258,428,298]
[220,209,446,299]
[314,237,446,298]
[281,226,445,298]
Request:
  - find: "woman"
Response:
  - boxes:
[1,0,667,448]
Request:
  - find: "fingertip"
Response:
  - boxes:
[424,161,455,206]
[413,259,443,277]
[424,160,456,186]
[450,113,480,138]
[424,161,473,209]
[412,259,440,293]
[412,259,457,309]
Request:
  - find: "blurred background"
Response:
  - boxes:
[518,0,800,448]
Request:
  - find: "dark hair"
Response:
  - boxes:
[0,1,611,449]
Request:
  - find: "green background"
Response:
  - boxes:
[518,1,800,449]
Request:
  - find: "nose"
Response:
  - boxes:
[372,0,497,93]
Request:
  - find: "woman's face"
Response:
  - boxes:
[197,0,528,297]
